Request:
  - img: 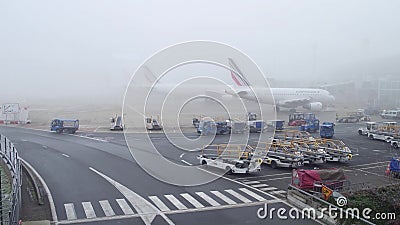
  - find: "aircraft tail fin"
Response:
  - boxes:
[228,58,251,87]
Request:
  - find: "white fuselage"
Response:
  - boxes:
[226,86,335,107]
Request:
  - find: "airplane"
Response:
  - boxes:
[225,58,335,112]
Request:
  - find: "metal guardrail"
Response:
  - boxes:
[0,134,22,225]
[287,185,375,225]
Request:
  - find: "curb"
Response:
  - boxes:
[19,158,58,224]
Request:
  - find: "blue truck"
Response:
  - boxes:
[320,122,335,138]
[50,119,79,134]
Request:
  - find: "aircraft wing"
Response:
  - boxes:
[277,98,311,108]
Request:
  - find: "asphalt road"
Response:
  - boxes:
[0,126,323,225]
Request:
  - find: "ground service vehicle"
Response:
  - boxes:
[291,168,347,192]
[145,116,162,130]
[288,112,305,126]
[227,119,246,133]
[381,110,400,120]
[197,117,216,135]
[267,120,284,131]
[216,122,229,135]
[367,121,398,141]
[320,122,335,138]
[358,122,378,135]
[198,145,262,174]
[192,118,200,128]
[387,157,400,178]
[299,119,320,133]
[50,119,79,134]
[110,115,123,130]
[336,115,359,123]
[247,120,265,133]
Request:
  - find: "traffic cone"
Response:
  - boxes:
[385,162,390,176]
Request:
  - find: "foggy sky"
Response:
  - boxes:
[1,0,400,103]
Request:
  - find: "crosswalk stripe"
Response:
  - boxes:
[238,188,266,201]
[251,184,269,188]
[260,187,278,191]
[116,199,135,215]
[180,193,204,208]
[149,196,170,212]
[82,202,96,219]
[243,181,260,185]
[64,203,77,220]
[225,189,252,203]
[271,190,287,195]
[164,194,188,210]
[99,200,115,217]
[210,191,237,205]
[195,192,221,206]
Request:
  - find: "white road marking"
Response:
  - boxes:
[164,195,188,210]
[260,187,278,191]
[179,153,185,158]
[243,181,260,185]
[239,188,266,201]
[72,135,109,143]
[259,176,292,181]
[42,145,48,148]
[271,190,287,195]
[235,172,292,180]
[180,193,204,208]
[99,200,115,217]
[210,191,237,205]
[148,196,170,212]
[116,199,135,215]
[82,202,96,219]
[89,167,174,225]
[61,154,70,158]
[251,184,269,188]
[225,189,252,203]
[64,203,77,220]
[181,160,192,166]
[195,192,220,206]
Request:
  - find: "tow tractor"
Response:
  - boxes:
[50,119,79,134]
[358,122,377,135]
[145,116,162,130]
[110,114,124,131]
[288,112,306,126]
[198,144,262,174]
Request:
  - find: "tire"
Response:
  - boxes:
[56,129,62,134]
[271,161,278,169]
[201,160,207,165]
[393,142,399,149]
[225,166,232,174]
[368,135,374,140]
[358,130,363,135]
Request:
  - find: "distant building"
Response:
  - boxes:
[360,75,400,109]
